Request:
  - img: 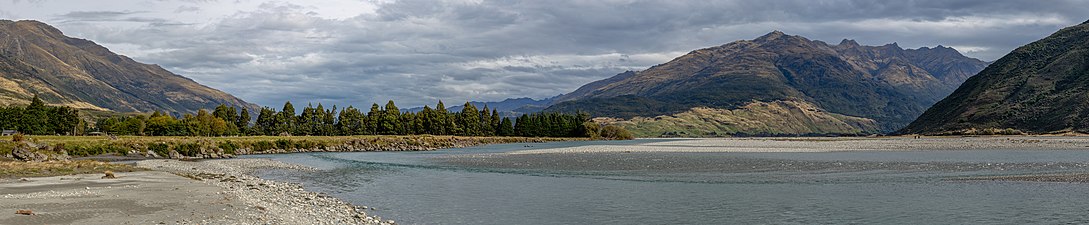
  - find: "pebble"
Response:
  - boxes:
[136,159,386,224]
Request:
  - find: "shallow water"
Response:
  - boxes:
[248,140,1089,224]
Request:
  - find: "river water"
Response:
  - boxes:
[248,139,1089,224]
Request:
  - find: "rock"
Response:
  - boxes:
[168,150,183,159]
[147,150,162,158]
[15,210,33,215]
[12,146,47,162]
[102,171,117,179]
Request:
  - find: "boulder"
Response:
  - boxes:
[168,150,184,159]
[12,146,47,162]
[146,150,162,158]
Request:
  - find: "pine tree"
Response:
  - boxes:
[237,108,250,134]
[435,101,449,135]
[458,102,481,136]
[323,105,337,135]
[366,103,381,135]
[255,107,277,135]
[498,117,514,136]
[277,101,297,135]
[481,106,494,136]
[380,100,402,134]
[490,109,501,136]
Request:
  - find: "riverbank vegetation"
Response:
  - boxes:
[0,160,143,178]
[1,96,634,140]
[5,135,585,159]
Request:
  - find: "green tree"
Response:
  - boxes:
[277,101,296,135]
[322,105,337,136]
[379,100,402,134]
[490,109,501,136]
[366,103,381,135]
[254,107,277,135]
[337,106,364,135]
[458,102,481,136]
[237,108,250,134]
[498,117,514,136]
[434,101,450,135]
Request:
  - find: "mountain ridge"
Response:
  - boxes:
[0,20,258,114]
[547,31,988,135]
[899,21,1089,134]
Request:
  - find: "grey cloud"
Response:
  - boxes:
[174,6,201,13]
[33,0,1089,109]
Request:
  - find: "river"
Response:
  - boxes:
[247,139,1089,224]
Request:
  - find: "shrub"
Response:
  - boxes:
[275,139,294,150]
[252,140,275,152]
[600,125,635,140]
[148,143,170,158]
[11,133,24,142]
[218,141,238,155]
[174,143,201,157]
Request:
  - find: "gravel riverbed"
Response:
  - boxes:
[135,159,395,225]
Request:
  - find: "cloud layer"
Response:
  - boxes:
[5,0,1088,108]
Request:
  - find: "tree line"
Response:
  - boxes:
[0,96,82,135]
[2,96,631,139]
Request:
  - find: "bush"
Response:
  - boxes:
[148,143,170,158]
[275,139,294,149]
[252,140,275,152]
[11,133,24,142]
[218,141,238,155]
[174,143,201,157]
[599,125,635,140]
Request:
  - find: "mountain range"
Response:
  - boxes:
[546,31,988,136]
[405,97,555,117]
[0,20,256,114]
[900,20,1089,135]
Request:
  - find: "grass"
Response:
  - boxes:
[613,101,881,137]
[0,160,145,179]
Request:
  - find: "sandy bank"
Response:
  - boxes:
[0,159,394,225]
[510,136,1089,154]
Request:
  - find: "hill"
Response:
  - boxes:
[900,20,1089,134]
[547,31,987,136]
[0,20,256,114]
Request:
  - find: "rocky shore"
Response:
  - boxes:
[136,159,395,224]
[0,159,394,224]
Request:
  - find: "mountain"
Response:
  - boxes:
[547,31,988,136]
[406,97,555,117]
[0,20,256,114]
[900,20,1089,135]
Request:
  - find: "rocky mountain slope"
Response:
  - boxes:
[0,20,256,113]
[900,20,1089,134]
[548,31,987,135]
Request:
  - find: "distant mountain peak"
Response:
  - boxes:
[838,39,861,47]
[755,30,787,41]
[883,42,901,49]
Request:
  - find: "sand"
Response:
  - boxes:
[0,159,393,225]
[0,171,232,225]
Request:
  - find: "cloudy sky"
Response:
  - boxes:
[3,0,1087,108]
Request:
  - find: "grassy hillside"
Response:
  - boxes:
[609,101,880,137]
